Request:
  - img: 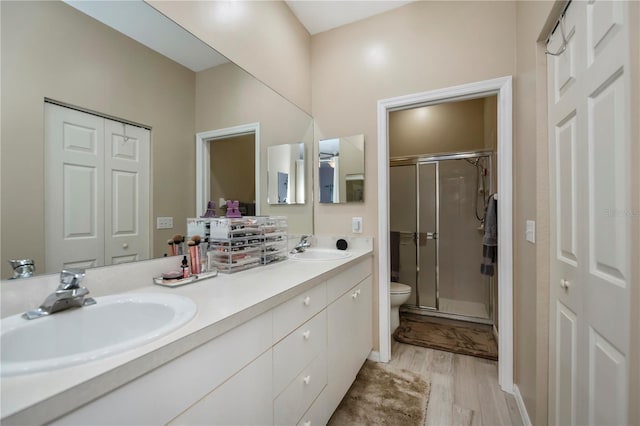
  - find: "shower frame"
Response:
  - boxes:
[390,149,495,325]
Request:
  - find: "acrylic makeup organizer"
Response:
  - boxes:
[260,216,288,265]
[194,216,287,273]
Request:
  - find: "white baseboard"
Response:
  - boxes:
[368,350,381,362]
[513,385,532,426]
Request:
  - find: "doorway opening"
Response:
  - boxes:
[196,123,260,217]
[377,76,514,392]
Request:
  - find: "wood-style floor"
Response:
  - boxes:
[390,340,523,426]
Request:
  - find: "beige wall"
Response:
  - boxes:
[195,63,314,234]
[210,134,255,204]
[148,0,312,115]
[311,0,516,356]
[0,1,196,277]
[514,1,555,423]
[484,96,498,151]
[389,98,487,157]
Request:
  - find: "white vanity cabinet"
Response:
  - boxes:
[169,350,273,425]
[52,311,274,426]
[298,260,373,426]
[50,256,372,426]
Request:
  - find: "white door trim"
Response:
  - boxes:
[196,123,260,216]
[376,76,514,392]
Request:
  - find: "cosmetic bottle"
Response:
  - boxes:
[181,256,189,278]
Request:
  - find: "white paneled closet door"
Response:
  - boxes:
[45,104,150,273]
[104,120,150,265]
[45,104,106,272]
[547,1,632,425]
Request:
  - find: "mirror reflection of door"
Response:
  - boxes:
[44,103,150,273]
[277,172,288,203]
[319,163,334,203]
[209,134,256,215]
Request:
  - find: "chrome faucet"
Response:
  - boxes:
[290,235,312,254]
[22,269,96,320]
[9,259,36,279]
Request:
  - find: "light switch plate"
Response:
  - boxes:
[352,217,363,234]
[525,220,535,243]
[157,217,174,229]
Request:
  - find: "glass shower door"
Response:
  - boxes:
[417,163,438,309]
[389,165,418,306]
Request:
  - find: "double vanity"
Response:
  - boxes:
[1,239,373,425]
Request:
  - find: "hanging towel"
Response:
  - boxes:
[390,231,400,282]
[481,194,498,276]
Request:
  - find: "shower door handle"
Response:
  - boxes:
[425,232,438,240]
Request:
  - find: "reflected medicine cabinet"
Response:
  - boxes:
[267,142,305,204]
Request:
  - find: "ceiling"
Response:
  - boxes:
[285,1,414,35]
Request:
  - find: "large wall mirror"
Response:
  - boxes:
[267,143,306,204]
[0,0,313,278]
[318,135,365,203]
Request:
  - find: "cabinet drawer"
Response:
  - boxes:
[326,257,372,303]
[273,310,327,397]
[274,351,327,426]
[169,350,273,426]
[273,282,326,343]
[52,311,272,426]
[297,388,332,426]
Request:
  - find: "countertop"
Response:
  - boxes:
[1,246,373,425]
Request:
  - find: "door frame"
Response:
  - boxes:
[376,76,514,392]
[196,123,260,216]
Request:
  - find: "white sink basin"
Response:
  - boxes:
[290,248,352,261]
[1,293,196,377]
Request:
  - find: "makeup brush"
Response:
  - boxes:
[188,240,199,274]
[167,239,175,256]
[191,235,202,273]
[173,234,183,255]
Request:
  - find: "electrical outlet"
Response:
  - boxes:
[157,217,173,229]
[352,217,363,234]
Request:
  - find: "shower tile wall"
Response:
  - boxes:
[438,160,486,312]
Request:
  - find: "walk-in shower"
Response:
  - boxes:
[390,150,495,324]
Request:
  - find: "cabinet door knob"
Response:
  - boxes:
[302,330,311,340]
[352,291,359,299]
[303,422,311,426]
[303,296,311,306]
[122,243,129,249]
[303,375,311,385]
[560,279,571,289]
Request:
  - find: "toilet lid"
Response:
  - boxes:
[390,282,411,294]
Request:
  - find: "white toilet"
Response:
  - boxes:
[390,282,412,334]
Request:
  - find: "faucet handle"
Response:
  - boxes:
[59,268,86,290]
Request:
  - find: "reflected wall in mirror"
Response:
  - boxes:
[267,143,305,204]
[0,0,313,278]
[318,135,365,203]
